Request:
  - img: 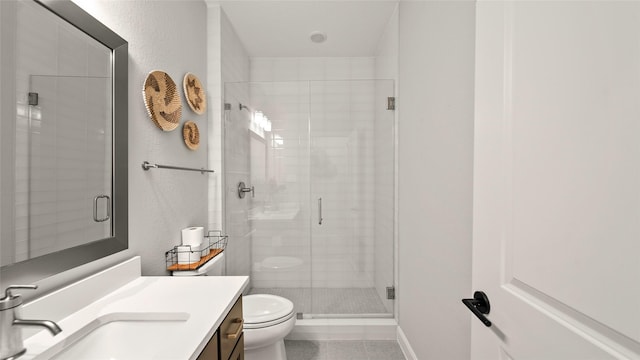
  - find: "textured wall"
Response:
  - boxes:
[7,0,210,298]
[75,0,210,277]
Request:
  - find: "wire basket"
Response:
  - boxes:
[165,230,228,271]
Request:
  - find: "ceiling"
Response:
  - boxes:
[218,1,399,57]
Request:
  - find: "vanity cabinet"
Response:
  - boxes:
[198,296,244,360]
[198,332,219,360]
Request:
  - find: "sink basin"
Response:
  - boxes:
[18,258,248,360]
[32,312,189,360]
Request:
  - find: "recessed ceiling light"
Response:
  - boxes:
[310,31,327,44]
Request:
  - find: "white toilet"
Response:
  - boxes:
[242,293,296,360]
[172,253,296,360]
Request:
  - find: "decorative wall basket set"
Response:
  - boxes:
[143,71,206,151]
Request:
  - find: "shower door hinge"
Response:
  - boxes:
[387,97,396,111]
[386,286,396,300]
[224,103,231,110]
[28,92,39,106]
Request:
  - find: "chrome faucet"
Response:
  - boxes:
[1,285,62,360]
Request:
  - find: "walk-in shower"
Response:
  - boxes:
[223,79,395,320]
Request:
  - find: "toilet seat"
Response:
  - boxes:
[243,294,295,329]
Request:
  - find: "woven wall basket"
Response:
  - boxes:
[183,72,207,115]
[143,70,182,131]
[183,120,200,150]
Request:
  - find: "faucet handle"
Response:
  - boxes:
[1,285,37,310]
[3,285,38,299]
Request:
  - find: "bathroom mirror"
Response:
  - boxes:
[0,0,128,285]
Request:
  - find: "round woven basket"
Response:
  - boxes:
[183,121,200,150]
[183,72,207,115]
[143,70,182,131]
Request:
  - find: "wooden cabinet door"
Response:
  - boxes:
[196,331,219,360]
[228,334,245,360]
[220,297,244,360]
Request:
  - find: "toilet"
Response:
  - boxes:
[172,253,296,360]
[242,294,296,360]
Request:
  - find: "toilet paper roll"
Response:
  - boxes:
[181,226,204,249]
[176,245,196,264]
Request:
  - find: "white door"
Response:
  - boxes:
[472,2,640,359]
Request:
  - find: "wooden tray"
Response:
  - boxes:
[167,248,223,271]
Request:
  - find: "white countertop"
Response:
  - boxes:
[18,257,249,360]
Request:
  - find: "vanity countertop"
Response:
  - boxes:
[18,257,248,360]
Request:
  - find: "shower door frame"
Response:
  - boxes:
[222,79,397,320]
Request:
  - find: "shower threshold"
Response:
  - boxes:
[299,313,394,319]
[249,287,391,315]
[287,318,398,341]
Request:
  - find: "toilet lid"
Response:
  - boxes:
[243,294,294,325]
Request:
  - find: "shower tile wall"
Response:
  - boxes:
[249,58,378,290]
[212,8,252,279]
[3,0,111,265]
[251,57,375,82]
[248,81,311,288]
[309,80,376,289]
[224,82,252,279]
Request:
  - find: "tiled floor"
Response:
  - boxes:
[285,340,406,360]
[249,287,389,315]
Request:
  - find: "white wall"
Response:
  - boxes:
[251,57,374,82]
[3,0,210,298]
[397,2,475,359]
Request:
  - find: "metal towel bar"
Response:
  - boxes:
[142,161,215,174]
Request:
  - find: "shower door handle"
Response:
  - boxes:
[318,198,323,225]
[93,195,111,222]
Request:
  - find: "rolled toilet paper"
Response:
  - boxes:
[176,245,195,264]
[181,226,204,249]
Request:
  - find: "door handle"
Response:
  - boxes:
[462,291,492,327]
[318,197,323,225]
[93,195,111,222]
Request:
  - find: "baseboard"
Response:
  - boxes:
[287,318,397,341]
[397,326,418,360]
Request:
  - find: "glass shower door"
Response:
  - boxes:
[227,81,313,315]
[309,80,395,316]
[22,75,112,260]
[224,79,395,318]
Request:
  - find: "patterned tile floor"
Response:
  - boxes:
[248,287,389,315]
[285,340,406,360]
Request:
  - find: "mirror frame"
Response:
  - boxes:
[0,0,128,285]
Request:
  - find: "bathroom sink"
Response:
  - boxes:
[32,312,189,360]
[18,258,248,360]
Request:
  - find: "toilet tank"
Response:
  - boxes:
[171,252,225,277]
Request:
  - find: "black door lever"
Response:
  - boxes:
[462,291,492,327]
